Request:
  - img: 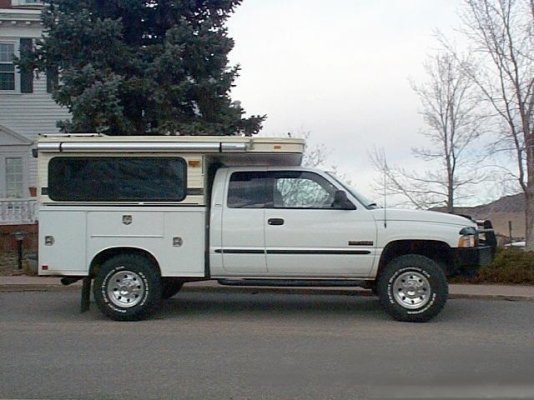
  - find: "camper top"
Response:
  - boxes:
[35,134,305,205]
[37,133,304,157]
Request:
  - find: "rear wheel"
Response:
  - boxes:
[377,255,448,322]
[93,254,162,321]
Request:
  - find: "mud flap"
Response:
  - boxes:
[80,277,92,313]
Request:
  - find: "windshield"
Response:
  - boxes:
[326,172,379,209]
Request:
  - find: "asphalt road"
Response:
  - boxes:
[1,290,534,400]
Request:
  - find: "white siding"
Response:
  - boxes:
[0,11,70,190]
[0,76,69,140]
[0,77,69,187]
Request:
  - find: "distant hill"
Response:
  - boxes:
[471,193,524,213]
[432,193,525,239]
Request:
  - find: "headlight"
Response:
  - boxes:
[458,227,478,248]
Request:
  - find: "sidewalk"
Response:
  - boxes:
[1,275,534,301]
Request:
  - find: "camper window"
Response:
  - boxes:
[47,157,187,202]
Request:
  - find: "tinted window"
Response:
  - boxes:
[227,172,270,208]
[48,157,186,201]
[227,171,338,209]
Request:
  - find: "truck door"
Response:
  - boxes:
[264,171,377,277]
[218,171,267,274]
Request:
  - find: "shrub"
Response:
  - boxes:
[470,249,534,284]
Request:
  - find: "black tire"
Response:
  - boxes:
[161,278,184,300]
[377,254,448,322]
[93,254,162,321]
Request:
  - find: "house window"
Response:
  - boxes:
[0,43,15,91]
[5,157,24,198]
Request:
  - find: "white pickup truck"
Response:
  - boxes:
[35,134,495,322]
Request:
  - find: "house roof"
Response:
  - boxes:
[0,124,33,145]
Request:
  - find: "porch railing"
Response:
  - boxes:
[0,198,38,225]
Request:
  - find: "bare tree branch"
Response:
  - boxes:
[372,51,487,212]
[452,0,534,248]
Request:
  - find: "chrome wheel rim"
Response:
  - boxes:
[392,271,431,309]
[107,270,145,308]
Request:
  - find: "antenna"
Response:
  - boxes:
[383,168,387,228]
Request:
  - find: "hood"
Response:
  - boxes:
[371,208,476,228]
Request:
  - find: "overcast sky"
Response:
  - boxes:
[226,0,510,206]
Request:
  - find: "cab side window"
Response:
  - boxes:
[227,171,338,209]
[274,172,337,209]
[227,172,270,208]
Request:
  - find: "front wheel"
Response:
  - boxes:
[377,255,448,322]
[93,254,162,321]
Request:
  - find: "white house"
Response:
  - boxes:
[0,0,69,224]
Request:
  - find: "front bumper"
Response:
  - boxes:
[452,218,497,276]
[453,245,495,276]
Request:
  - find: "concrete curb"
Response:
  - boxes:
[447,294,534,302]
[0,284,79,292]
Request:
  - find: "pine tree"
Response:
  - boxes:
[24,0,265,136]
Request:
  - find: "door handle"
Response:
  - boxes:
[268,218,285,226]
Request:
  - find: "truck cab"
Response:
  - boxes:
[209,167,378,278]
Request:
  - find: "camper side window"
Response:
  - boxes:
[47,157,187,202]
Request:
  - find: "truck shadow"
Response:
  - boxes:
[158,290,389,321]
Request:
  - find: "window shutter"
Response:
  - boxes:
[46,66,58,93]
[19,38,33,94]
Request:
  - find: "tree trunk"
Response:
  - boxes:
[525,186,534,250]
[526,127,534,250]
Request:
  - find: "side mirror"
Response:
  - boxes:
[332,190,356,210]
